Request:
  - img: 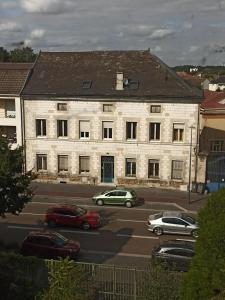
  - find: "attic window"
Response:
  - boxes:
[129,81,139,90]
[82,80,92,89]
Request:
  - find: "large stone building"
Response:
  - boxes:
[0,63,32,147]
[22,51,203,189]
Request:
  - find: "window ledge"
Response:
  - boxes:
[36,136,47,138]
[57,136,68,139]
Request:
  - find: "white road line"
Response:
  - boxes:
[60,229,100,235]
[176,238,196,242]
[20,212,44,216]
[7,225,42,230]
[116,219,146,223]
[83,249,151,259]
[117,233,159,240]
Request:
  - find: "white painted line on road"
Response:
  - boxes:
[21,212,44,216]
[7,225,42,230]
[117,233,159,240]
[83,249,151,259]
[59,229,100,235]
[116,219,146,223]
[176,238,196,242]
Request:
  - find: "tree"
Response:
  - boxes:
[9,47,37,62]
[39,258,94,300]
[180,188,225,300]
[0,47,9,62]
[0,138,34,217]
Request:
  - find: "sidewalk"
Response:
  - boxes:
[31,181,208,212]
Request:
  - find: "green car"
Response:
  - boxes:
[92,189,137,208]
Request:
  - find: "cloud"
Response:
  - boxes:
[0,22,21,31]
[20,0,74,14]
[30,29,45,39]
[149,28,175,39]
[189,45,199,52]
[0,1,18,9]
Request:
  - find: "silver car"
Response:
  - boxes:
[147,211,199,238]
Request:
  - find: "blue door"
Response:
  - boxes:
[101,156,114,183]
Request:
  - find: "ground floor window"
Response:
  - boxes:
[37,154,47,171]
[171,160,183,179]
[58,155,68,172]
[126,158,136,177]
[79,156,90,173]
[148,159,159,177]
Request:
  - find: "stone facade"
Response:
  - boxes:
[24,99,199,189]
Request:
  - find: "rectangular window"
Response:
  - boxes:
[173,123,184,142]
[57,103,67,111]
[58,155,68,172]
[171,160,183,180]
[79,120,90,139]
[37,154,47,171]
[210,140,223,152]
[5,100,16,118]
[150,123,160,140]
[57,120,68,137]
[126,122,137,140]
[36,119,46,136]
[126,158,136,177]
[150,105,161,113]
[103,104,113,112]
[148,159,159,177]
[79,156,90,173]
[102,121,113,139]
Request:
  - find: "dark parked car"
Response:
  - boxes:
[21,231,80,259]
[45,205,101,230]
[152,239,195,272]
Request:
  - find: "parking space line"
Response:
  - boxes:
[7,225,42,230]
[117,233,159,240]
[83,249,151,259]
[60,229,100,235]
[176,238,196,242]
[116,219,146,223]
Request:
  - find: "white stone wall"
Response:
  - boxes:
[24,99,199,188]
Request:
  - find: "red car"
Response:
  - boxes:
[45,205,101,230]
[21,231,80,259]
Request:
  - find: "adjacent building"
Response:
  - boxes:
[22,51,203,189]
[0,63,32,147]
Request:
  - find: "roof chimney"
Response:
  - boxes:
[116,72,124,90]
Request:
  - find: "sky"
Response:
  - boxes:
[0,0,225,66]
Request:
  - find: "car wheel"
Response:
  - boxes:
[153,227,163,236]
[191,230,198,238]
[81,221,91,230]
[96,199,104,206]
[47,220,56,228]
[125,201,132,208]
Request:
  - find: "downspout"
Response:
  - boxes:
[194,103,201,183]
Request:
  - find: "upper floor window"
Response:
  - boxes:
[150,105,161,113]
[58,155,68,172]
[150,123,160,140]
[79,156,90,173]
[57,103,67,111]
[173,123,184,142]
[57,120,68,137]
[126,158,136,177]
[210,140,223,152]
[5,100,16,118]
[171,160,183,180]
[102,121,113,139]
[126,122,137,140]
[103,104,113,112]
[79,120,90,139]
[82,80,92,89]
[36,119,46,136]
[37,154,47,171]
[148,159,159,177]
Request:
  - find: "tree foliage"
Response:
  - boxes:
[0,138,34,217]
[0,46,37,62]
[180,188,225,300]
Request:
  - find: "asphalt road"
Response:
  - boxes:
[0,195,196,268]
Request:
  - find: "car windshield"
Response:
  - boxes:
[182,214,196,224]
[75,207,86,216]
[52,233,68,246]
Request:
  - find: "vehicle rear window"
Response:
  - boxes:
[131,191,136,197]
[153,213,163,219]
[52,233,68,246]
[181,214,196,224]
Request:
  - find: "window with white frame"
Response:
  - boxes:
[149,123,160,140]
[57,103,67,111]
[57,120,68,137]
[36,119,46,136]
[173,123,184,142]
[79,121,90,139]
[102,121,113,139]
[171,160,183,180]
[126,122,137,140]
[79,156,90,173]
[150,105,161,113]
[58,155,68,172]
[210,140,223,152]
[37,154,47,171]
[148,159,159,177]
[103,104,113,112]
[126,158,136,177]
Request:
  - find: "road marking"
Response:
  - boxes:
[20,212,44,216]
[116,219,146,223]
[60,229,100,235]
[7,225,42,230]
[82,249,151,259]
[176,238,196,242]
[117,233,159,240]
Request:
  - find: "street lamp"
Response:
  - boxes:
[188,125,195,205]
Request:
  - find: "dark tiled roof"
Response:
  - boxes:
[201,90,225,111]
[210,76,225,84]
[0,63,33,95]
[22,51,202,102]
